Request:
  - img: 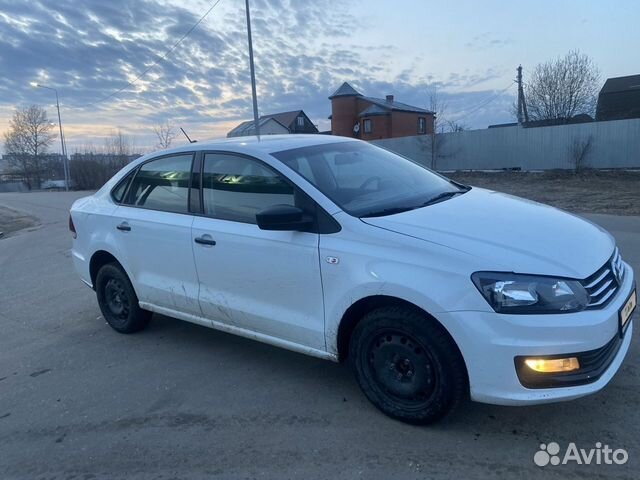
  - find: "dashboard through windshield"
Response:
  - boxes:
[272,141,465,217]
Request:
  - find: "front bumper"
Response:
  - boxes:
[440,262,635,406]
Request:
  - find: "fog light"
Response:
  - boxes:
[524,357,580,373]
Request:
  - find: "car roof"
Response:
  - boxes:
[145,134,357,160]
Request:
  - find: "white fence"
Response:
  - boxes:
[371,118,640,170]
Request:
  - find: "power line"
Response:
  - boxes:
[77,0,224,108]
[453,82,515,123]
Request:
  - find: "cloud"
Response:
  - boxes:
[465,32,513,51]
[0,0,516,152]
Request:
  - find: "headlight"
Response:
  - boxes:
[471,272,589,314]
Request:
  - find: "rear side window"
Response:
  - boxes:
[111,170,134,204]
[125,154,193,213]
[202,153,294,224]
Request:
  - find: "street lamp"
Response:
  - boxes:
[30,82,70,191]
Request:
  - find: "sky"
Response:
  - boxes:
[0,0,638,154]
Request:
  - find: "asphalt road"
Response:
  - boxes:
[0,191,638,480]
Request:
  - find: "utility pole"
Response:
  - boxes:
[245,0,260,138]
[56,96,70,191]
[61,126,70,190]
[516,65,529,125]
[31,82,70,191]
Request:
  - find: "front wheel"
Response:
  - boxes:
[350,306,468,424]
[95,263,151,334]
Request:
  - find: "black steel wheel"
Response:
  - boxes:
[95,263,151,334]
[350,306,467,424]
[104,277,131,323]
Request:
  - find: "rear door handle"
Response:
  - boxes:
[194,235,216,246]
[116,222,131,232]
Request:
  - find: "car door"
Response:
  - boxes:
[191,152,326,350]
[113,153,202,317]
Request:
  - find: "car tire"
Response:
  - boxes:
[95,263,151,334]
[350,306,467,424]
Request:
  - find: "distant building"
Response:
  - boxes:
[41,179,75,190]
[0,153,69,188]
[329,82,434,140]
[0,156,10,180]
[227,117,289,137]
[596,74,640,121]
[69,152,141,165]
[2,153,65,163]
[227,110,318,137]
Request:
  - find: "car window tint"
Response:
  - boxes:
[203,153,294,224]
[111,170,134,204]
[284,155,316,183]
[126,154,193,213]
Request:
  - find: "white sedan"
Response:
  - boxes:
[70,134,636,424]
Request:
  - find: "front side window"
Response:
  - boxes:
[203,153,294,224]
[363,119,372,134]
[125,154,193,213]
[273,141,462,217]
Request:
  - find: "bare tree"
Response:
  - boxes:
[426,88,467,169]
[427,87,447,169]
[2,105,55,189]
[444,120,467,133]
[69,132,141,189]
[153,120,176,150]
[428,87,447,134]
[568,135,594,172]
[525,50,601,121]
[104,129,133,169]
[69,156,109,190]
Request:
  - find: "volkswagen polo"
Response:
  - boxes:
[70,135,636,424]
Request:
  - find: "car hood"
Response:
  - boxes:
[361,187,614,279]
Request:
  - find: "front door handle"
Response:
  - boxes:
[194,235,216,246]
[116,222,131,232]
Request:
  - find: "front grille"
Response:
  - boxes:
[582,248,624,310]
[579,334,621,372]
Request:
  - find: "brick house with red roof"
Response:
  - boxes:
[329,82,435,140]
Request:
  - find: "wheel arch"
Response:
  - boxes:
[89,250,125,290]
[335,295,466,377]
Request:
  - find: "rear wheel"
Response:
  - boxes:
[350,306,467,424]
[95,263,151,333]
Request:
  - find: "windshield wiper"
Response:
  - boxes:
[449,179,471,191]
[360,187,470,217]
[359,205,420,218]
[421,189,467,207]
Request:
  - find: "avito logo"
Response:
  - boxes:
[534,442,628,467]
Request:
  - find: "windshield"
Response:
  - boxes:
[272,141,465,217]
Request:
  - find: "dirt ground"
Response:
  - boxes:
[0,205,38,238]
[447,169,640,216]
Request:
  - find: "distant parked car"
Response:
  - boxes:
[70,135,635,424]
[42,179,74,190]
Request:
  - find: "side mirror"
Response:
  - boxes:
[256,205,313,231]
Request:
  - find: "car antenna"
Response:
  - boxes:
[180,127,197,143]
